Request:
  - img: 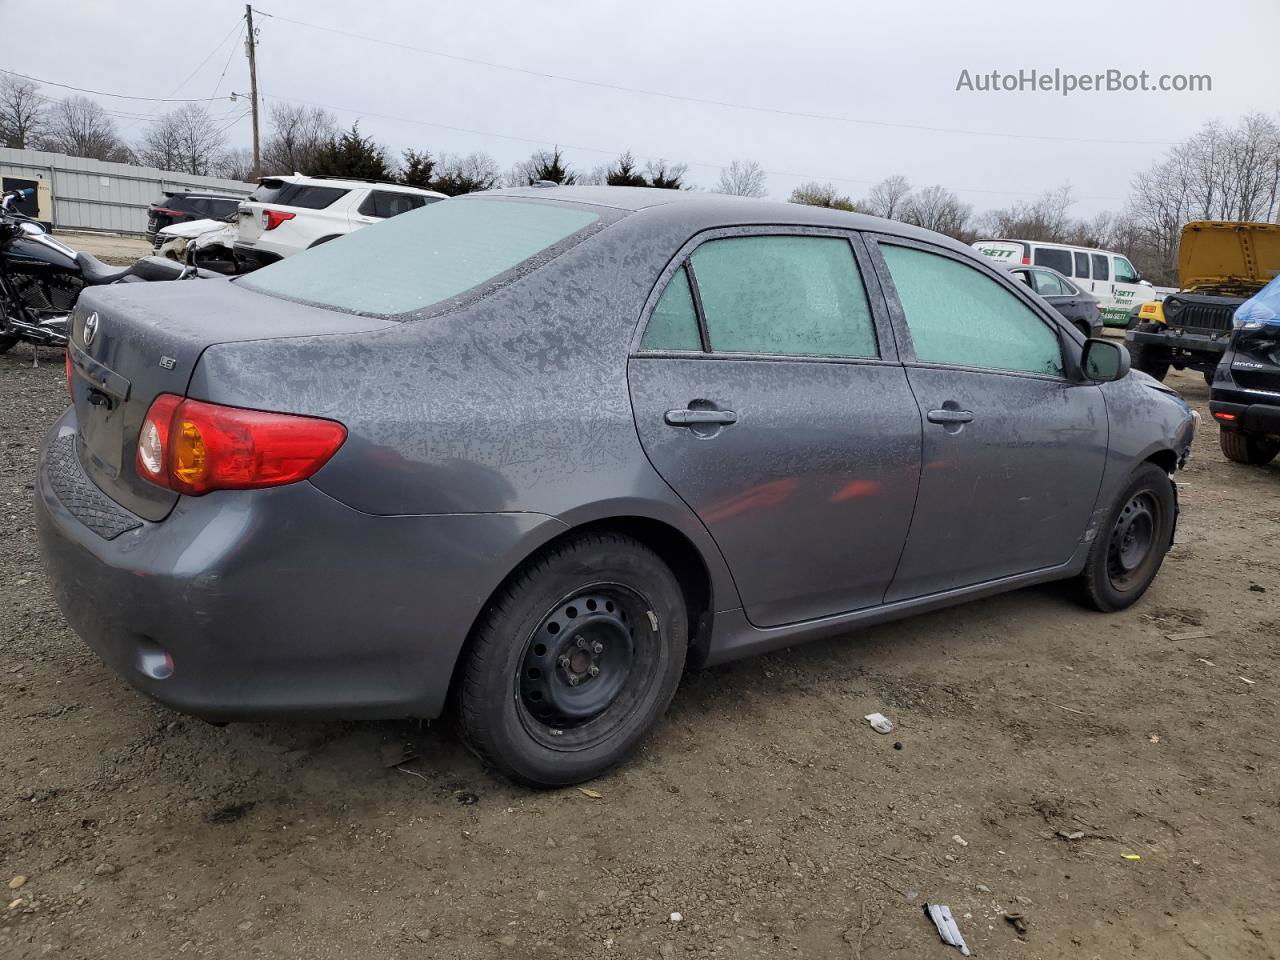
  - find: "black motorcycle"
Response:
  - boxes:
[0,188,202,355]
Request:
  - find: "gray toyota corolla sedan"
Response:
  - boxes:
[37,186,1196,786]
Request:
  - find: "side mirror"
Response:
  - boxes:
[1138,279,1153,287]
[1082,338,1131,382]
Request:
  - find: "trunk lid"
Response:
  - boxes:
[68,277,395,521]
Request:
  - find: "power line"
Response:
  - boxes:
[210,22,246,101]
[166,15,247,99]
[252,6,1176,148]
[259,92,1126,202]
[0,68,232,103]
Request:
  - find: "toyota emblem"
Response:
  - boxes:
[83,312,99,346]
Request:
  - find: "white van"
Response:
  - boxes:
[972,239,1156,326]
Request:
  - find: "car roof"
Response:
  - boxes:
[259,174,445,197]
[481,185,976,253]
[980,237,1118,257]
[164,192,244,200]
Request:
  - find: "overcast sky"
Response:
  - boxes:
[7,0,1277,217]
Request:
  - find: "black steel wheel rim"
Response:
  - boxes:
[517,584,659,751]
[1107,491,1161,590]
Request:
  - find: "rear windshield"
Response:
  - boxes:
[250,180,348,209]
[240,197,601,315]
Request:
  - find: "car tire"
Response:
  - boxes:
[1074,321,1091,339]
[0,335,16,354]
[1125,325,1169,382]
[456,533,687,787]
[1078,463,1176,613]
[1219,429,1280,465]
[1202,370,1215,387]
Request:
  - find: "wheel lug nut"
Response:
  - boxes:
[557,655,570,669]
[575,636,588,650]
[591,641,603,654]
[588,665,599,677]
[567,674,580,686]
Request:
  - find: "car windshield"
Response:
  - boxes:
[240,197,601,315]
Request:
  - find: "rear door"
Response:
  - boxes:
[869,237,1108,601]
[627,229,922,627]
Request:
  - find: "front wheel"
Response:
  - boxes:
[456,533,687,786]
[1125,324,1169,381]
[1078,463,1176,612]
[1220,429,1280,465]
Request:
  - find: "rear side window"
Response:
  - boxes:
[1033,247,1072,274]
[1091,253,1110,281]
[358,190,435,219]
[1073,251,1090,279]
[241,198,600,315]
[208,199,240,219]
[882,245,1064,377]
[1032,271,1068,296]
[250,180,349,209]
[642,267,701,351]
[689,236,878,358]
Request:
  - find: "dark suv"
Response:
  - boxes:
[147,192,244,245]
[1210,278,1280,465]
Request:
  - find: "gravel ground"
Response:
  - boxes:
[0,349,1277,959]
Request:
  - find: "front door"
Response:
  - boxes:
[871,238,1109,601]
[627,231,922,627]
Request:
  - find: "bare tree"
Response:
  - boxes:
[902,184,972,239]
[432,152,501,195]
[644,158,688,190]
[0,74,45,149]
[976,184,1074,242]
[715,159,767,198]
[216,147,256,182]
[261,102,338,175]
[789,181,856,211]
[860,175,912,220]
[136,105,226,175]
[34,95,129,161]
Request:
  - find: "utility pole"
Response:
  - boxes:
[245,4,261,180]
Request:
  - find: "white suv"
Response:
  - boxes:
[234,174,446,268]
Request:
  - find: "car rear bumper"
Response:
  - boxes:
[1209,397,1280,436]
[35,407,564,721]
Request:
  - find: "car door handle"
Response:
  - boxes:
[665,408,738,427]
[926,408,975,425]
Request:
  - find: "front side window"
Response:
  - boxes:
[1113,256,1139,283]
[1073,251,1090,279]
[689,235,878,358]
[642,267,701,351]
[1033,247,1072,275]
[1091,253,1110,281]
[882,245,1064,377]
[241,198,600,315]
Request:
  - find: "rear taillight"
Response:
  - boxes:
[262,209,296,231]
[136,394,346,495]
[1213,411,1237,422]
[1021,256,1031,265]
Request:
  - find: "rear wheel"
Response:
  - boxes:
[1202,369,1215,388]
[456,533,687,786]
[1219,429,1280,465]
[1125,324,1169,381]
[1079,463,1176,612]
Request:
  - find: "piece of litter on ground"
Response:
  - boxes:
[923,903,970,956]
[1121,853,1142,861]
[1005,911,1029,937]
[1239,677,1257,685]
[577,787,603,799]
[1056,830,1085,841]
[1165,630,1211,641]
[952,834,969,847]
[1197,658,1216,667]
[1148,735,1161,743]
[864,712,894,734]
[669,912,683,923]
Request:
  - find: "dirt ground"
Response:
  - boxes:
[0,350,1276,960]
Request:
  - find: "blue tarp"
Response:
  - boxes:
[1234,274,1280,326]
